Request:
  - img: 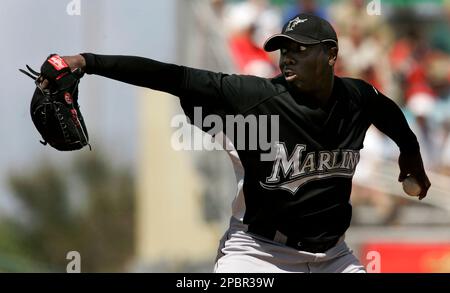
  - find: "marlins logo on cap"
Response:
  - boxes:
[285,17,308,32]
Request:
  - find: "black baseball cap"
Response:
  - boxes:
[263,13,338,52]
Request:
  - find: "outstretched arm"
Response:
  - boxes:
[59,53,277,119]
[367,85,431,199]
[58,53,285,142]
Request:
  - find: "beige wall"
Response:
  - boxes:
[135,90,221,267]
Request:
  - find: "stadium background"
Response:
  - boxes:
[0,0,449,272]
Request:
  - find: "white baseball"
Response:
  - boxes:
[402,176,422,197]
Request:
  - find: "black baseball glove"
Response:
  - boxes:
[20,54,91,151]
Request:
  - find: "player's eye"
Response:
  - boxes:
[281,48,288,55]
[299,45,307,52]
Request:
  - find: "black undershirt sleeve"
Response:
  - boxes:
[366,84,420,154]
[81,53,185,97]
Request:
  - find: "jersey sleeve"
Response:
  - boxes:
[180,67,280,115]
[178,67,281,132]
[362,81,420,154]
[81,53,185,97]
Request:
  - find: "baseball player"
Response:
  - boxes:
[57,13,430,273]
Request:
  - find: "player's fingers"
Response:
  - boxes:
[419,188,428,200]
[416,173,431,188]
[417,176,431,200]
[41,79,49,89]
[398,172,408,182]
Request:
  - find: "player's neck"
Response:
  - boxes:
[292,76,335,110]
[313,78,334,109]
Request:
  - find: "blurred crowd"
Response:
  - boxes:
[206,0,450,222]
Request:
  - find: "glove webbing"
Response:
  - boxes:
[52,79,91,150]
[20,66,91,150]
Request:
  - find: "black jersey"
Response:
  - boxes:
[82,54,419,246]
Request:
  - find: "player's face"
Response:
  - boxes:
[278,40,332,93]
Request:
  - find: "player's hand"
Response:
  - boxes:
[398,151,431,200]
[62,54,86,71]
[38,55,85,90]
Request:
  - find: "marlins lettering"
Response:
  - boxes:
[261,143,360,194]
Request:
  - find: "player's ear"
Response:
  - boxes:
[328,46,338,66]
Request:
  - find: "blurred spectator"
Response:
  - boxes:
[440,118,450,175]
[352,127,396,223]
[331,0,395,96]
[390,23,450,104]
[425,53,450,99]
[406,92,442,170]
[330,0,392,43]
[433,88,450,175]
[390,28,434,103]
[249,0,282,47]
[223,0,280,77]
[338,22,394,95]
[331,0,371,34]
[211,0,226,18]
[429,0,450,55]
[283,0,328,24]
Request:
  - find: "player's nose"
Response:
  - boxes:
[281,53,296,66]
